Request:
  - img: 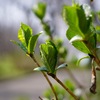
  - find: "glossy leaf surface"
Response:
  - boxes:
[63,4,96,54]
[12,23,40,55]
[11,40,27,53]
[18,23,32,47]
[28,33,41,54]
[40,41,58,74]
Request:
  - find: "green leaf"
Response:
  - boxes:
[28,32,41,54]
[56,63,67,70]
[95,26,100,42]
[63,4,92,35]
[18,28,26,47]
[63,4,96,54]
[67,28,91,53]
[18,23,32,47]
[63,5,78,27]
[77,4,92,33]
[87,32,96,50]
[63,4,84,37]
[84,26,97,50]
[32,2,46,20]
[40,41,58,74]
[34,66,48,72]
[11,40,27,53]
[72,41,91,53]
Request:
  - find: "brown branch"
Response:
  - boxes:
[30,54,58,100]
[52,75,79,100]
[39,96,43,100]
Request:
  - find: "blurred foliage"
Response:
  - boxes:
[0,54,33,80]
[53,38,68,63]
[32,2,52,37]
[32,2,46,20]
[43,79,85,100]
[0,55,19,79]
[17,96,29,100]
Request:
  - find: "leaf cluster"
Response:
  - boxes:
[63,4,96,55]
[34,41,67,75]
[32,2,51,37]
[11,23,41,56]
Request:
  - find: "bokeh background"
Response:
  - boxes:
[0,0,100,100]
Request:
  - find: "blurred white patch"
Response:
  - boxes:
[74,88,82,96]
[83,4,92,19]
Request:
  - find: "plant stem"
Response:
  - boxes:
[53,75,79,100]
[89,49,100,70]
[85,42,100,70]
[39,96,43,100]
[94,53,100,70]
[30,54,58,100]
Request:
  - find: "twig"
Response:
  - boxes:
[94,54,100,70]
[39,96,43,100]
[51,75,79,100]
[30,54,58,100]
[88,50,100,70]
[85,42,100,70]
